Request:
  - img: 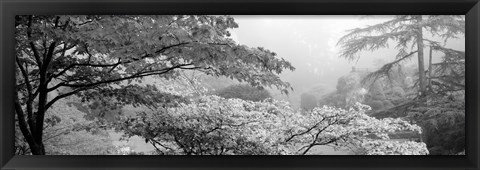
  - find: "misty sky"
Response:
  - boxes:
[228,15,465,102]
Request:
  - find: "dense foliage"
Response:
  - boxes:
[119,95,428,155]
[15,15,294,154]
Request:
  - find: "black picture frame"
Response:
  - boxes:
[1,0,479,170]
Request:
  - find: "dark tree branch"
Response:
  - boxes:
[32,27,59,147]
[53,43,76,56]
[15,57,37,131]
[49,63,191,90]
[50,62,120,82]
[43,41,57,70]
[27,16,42,66]
[362,50,418,85]
[45,63,191,109]
[297,118,341,155]
[53,16,60,28]
[47,42,71,84]
[107,58,122,73]
[14,94,38,154]
[50,42,191,80]
[16,57,33,99]
[301,137,338,155]
[44,86,95,110]
[285,119,324,142]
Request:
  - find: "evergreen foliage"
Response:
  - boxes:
[336,15,465,154]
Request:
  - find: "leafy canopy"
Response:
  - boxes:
[15,15,295,109]
[15,15,295,155]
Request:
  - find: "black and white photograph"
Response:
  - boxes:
[14,15,465,155]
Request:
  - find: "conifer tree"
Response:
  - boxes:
[337,15,465,96]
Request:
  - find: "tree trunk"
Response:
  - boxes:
[16,24,56,154]
[30,143,46,155]
[32,87,48,155]
[416,15,427,97]
[15,95,46,155]
[17,94,47,155]
[428,46,433,92]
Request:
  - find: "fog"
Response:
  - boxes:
[15,15,466,156]
[229,15,465,108]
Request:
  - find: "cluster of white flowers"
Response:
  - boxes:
[115,145,134,155]
[361,140,429,155]
[128,95,429,155]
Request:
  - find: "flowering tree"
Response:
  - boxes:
[119,95,428,155]
[15,15,294,154]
